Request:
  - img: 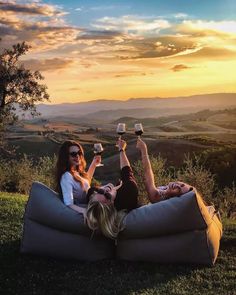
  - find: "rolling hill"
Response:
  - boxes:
[33,93,236,119]
[113,108,236,132]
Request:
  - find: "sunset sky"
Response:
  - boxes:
[1,0,236,103]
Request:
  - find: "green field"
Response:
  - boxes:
[4,107,236,188]
[0,192,236,295]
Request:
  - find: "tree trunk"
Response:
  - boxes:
[0,64,6,110]
[0,84,6,110]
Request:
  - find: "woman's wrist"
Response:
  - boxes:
[142,152,149,158]
[119,148,126,152]
[158,189,169,201]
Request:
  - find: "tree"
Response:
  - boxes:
[0,41,50,151]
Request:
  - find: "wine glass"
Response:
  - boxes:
[116,123,126,140]
[134,123,144,138]
[93,143,104,167]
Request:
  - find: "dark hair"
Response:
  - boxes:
[86,186,99,202]
[55,140,88,194]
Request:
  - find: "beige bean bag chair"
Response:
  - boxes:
[21,182,222,265]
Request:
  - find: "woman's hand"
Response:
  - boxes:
[93,155,101,166]
[136,137,148,154]
[113,180,123,191]
[68,204,87,219]
[116,139,127,151]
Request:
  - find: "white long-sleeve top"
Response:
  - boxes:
[60,171,90,206]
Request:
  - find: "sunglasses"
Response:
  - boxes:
[69,151,82,158]
[95,188,113,201]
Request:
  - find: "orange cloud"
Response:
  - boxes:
[77,30,125,41]
[176,46,236,61]
[22,58,74,72]
[114,71,148,78]
[119,36,198,60]
[171,64,191,72]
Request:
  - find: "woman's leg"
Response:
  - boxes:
[114,166,139,211]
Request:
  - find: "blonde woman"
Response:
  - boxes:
[55,140,101,216]
[86,139,139,239]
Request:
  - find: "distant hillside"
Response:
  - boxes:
[35,93,236,119]
[114,108,236,132]
[80,107,189,121]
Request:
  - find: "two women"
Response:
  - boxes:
[56,138,193,239]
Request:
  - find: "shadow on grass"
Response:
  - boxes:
[0,239,206,295]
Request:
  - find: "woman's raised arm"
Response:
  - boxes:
[86,155,101,181]
[136,138,161,203]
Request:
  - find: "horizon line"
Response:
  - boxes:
[39,92,236,105]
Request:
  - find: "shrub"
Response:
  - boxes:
[133,153,216,206]
[0,152,235,218]
[200,146,236,188]
[34,155,57,190]
[0,155,35,194]
[0,159,10,191]
[215,184,236,218]
[0,154,56,194]
[133,154,173,205]
[176,154,215,203]
[15,155,36,194]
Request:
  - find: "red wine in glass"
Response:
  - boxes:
[94,143,104,167]
[116,123,126,139]
[134,123,144,137]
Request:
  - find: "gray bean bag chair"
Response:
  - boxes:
[21,182,222,265]
[117,191,222,265]
[21,182,114,261]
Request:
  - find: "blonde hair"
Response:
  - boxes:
[86,198,126,239]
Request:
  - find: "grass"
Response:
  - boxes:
[0,192,236,295]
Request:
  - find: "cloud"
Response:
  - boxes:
[77,30,125,41]
[180,46,236,60]
[174,13,188,19]
[119,36,199,60]
[22,58,74,71]
[0,1,67,16]
[170,64,191,72]
[92,15,171,34]
[1,2,236,74]
[114,71,148,78]
[0,4,81,52]
[175,20,236,40]
[182,20,236,35]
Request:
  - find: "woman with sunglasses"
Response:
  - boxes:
[55,140,101,216]
[136,137,193,202]
[85,139,139,240]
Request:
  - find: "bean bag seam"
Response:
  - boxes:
[193,193,208,227]
[25,215,94,237]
